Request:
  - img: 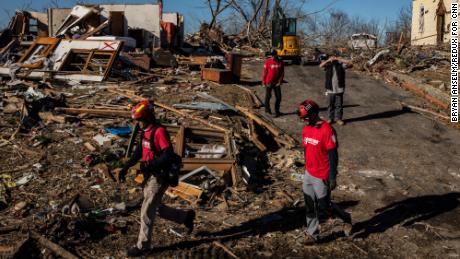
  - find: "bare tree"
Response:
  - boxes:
[385,5,412,45]
[205,0,232,29]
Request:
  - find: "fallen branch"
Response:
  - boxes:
[212,241,239,259]
[31,231,79,259]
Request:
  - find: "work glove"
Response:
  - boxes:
[114,168,127,183]
[329,178,337,191]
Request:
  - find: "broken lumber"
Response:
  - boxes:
[212,241,239,259]
[166,182,203,204]
[126,123,139,158]
[80,20,109,40]
[31,231,79,259]
[248,119,267,152]
[127,74,157,85]
[0,225,21,234]
[108,89,229,133]
[236,105,281,136]
[55,107,130,117]
[236,105,296,148]
[233,84,262,108]
[84,142,96,152]
[175,126,185,157]
[181,158,235,172]
[39,112,67,124]
[387,71,449,110]
[399,102,450,121]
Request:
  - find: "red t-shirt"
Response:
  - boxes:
[302,122,337,180]
[141,126,171,161]
[262,57,284,85]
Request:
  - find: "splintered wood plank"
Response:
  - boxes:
[166,182,203,204]
[175,126,185,157]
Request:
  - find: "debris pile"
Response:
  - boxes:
[0,4,302,257]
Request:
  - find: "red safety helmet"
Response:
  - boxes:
[298,99,319,120]
[131,99,154,120]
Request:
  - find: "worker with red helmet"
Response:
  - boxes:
[116,99,195,257]
[297,99,339,243]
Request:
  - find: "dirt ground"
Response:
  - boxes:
[250,60,460,258]
[0,60,459,259]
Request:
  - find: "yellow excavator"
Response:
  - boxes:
[271,2,301,64]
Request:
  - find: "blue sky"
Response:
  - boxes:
[0,0,412,32]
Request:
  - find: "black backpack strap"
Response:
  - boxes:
[148,126,159,155]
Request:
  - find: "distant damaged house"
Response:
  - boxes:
[348,33,377,50]
[48,4,168,48]
[0,3,184,82]
[411,0,451,45]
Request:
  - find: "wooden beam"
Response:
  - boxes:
[166,182,203,204]
[181,158,235,172]
[231,164,239,187]
[387,71,449,110]
[108,89,229,133]
[212,241,239,259]
[126,122,139,158]
[236,105,281,136]
[31,231,79,259]
[233,84,262,108]
[55,107,130,117]
[175,126,185,157]
[127,74,157,85]
[248,119,267,152]
[80,20,109,40]
[399,102,450,120]
[39,112,67,124]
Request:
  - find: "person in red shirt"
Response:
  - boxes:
[262,50,285,117]
[116,99,195,257]
[297,99,339,243]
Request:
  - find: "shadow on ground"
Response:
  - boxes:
[150,201,358,253]
[351,192,460,238]
[344,109,410,124]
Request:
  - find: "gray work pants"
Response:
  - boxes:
[137,175,188,249]
[328,93,344,121]
[302,171,329,238]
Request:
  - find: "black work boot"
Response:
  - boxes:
[126,246,147,257]
[184,210,195,234]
